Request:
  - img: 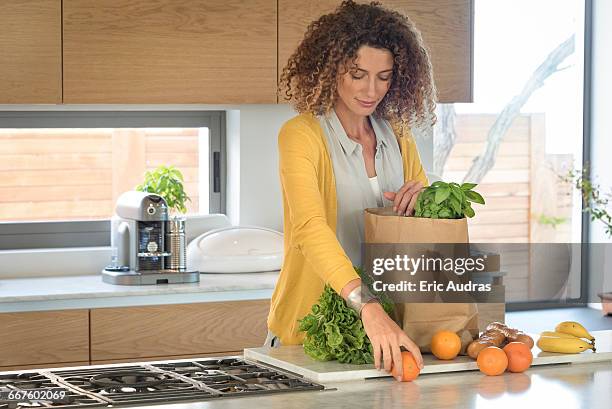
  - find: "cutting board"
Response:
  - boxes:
[244,330,612,382]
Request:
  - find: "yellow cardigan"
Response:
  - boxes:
[267,112,429,345]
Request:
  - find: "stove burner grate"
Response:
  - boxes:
[89,371,166,390]
[0,372,108,409]
[0,357,324,407]
[151,357,325,397]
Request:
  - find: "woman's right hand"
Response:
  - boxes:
[361,302,424,380]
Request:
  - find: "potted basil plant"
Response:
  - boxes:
[135,165,191,217]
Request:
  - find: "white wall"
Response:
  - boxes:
[225,109,241,226]
[588,0,612,307]
[228,105,294,231]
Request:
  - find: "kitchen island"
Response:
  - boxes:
[2,358,608,409]
[119,360,612,409]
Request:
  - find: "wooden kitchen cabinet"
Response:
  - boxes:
[0,300,268,371]
[62,0,277,104]
[90,300,269,362]
[0,362,90,372]
[0,310,89,369]
[0,0,62,103]
[92,351,242,365]
[278,0,473,103]
[2,0,471,105]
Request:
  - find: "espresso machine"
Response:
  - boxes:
[102,191,200,285]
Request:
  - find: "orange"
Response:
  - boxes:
[477,346,508,376]
[430,330,461,360]
[503,342,533,373]
[391,351,421,382]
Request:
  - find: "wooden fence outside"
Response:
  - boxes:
[444,113,575,302]
[0,128,201,221]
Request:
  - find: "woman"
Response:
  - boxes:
[266,1,437,380]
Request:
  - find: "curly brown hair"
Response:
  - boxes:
[279,0,437,128]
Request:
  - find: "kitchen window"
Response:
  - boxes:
[432,0,590,308]
[0,111,226,250]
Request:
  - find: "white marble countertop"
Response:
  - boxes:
[0,272,278,313]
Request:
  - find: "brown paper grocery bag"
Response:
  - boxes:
[364,207,468,244]
[364,207,479,354]
[401,303,479,354]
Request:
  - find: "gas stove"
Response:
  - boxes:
[0,357,324,408]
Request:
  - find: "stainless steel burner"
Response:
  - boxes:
[89,371,166,390]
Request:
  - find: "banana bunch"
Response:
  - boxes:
[537,321,596,354]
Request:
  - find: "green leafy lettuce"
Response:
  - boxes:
[298,267,394,364]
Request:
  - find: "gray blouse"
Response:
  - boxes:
[318,109,405,267]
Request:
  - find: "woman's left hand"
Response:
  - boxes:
[383,180,424,216]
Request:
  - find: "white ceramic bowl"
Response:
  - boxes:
[186,226,283,273]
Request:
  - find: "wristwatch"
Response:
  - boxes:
[346,286,379,317]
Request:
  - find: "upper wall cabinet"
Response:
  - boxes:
[62,0,277,104]
[0,0,62,104]
[278,0,473,103]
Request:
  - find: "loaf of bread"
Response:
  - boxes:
[466,322,534,359]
